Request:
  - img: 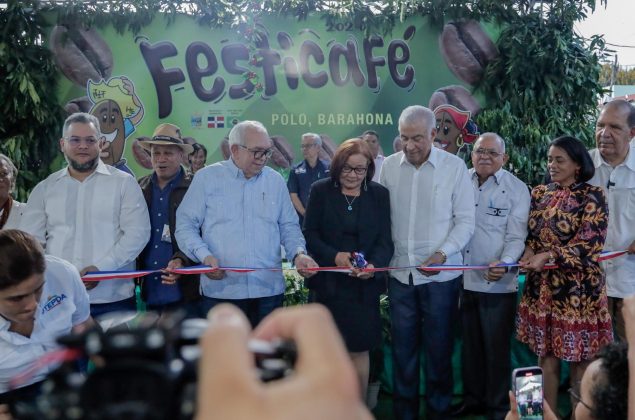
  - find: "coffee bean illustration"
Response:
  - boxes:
[50,24,113,87]
[429,85,481,116]
[270,135,295,169]
[439,21,498,86]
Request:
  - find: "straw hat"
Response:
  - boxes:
[137,123,194,154]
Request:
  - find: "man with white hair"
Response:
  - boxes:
[456,132,530,419]
[380,105,475,420]
[287,132,330,225]
[20,112,150,317]
[176,121,318,326]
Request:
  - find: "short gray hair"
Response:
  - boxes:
[398,105,435,134]
[475,132,506,153]
[0,154,18,193]
[302,133,322,146]
[228,121,269,146]
[62,112,101,139]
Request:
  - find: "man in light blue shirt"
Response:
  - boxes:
[175,121,318,326]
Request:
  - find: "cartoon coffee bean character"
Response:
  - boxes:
[88,76,144,175]
[433,104,479,155]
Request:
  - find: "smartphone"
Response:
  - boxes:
[512,366,544,420]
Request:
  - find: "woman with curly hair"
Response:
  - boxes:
[516,136,613,415]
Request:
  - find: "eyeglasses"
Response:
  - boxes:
[342,165,368,175]
[300,143,318,150]
[66,136,99,147]
[473,148,504,158]
[568,387,593,411]
[237,144,274,160]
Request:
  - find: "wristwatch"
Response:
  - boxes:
[293,251,306,266]
[435,250,448,264]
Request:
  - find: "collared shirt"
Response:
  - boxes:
[1,200,25,230]
[588,145,635,297]
[372,155,385,182]
[463,168,530,293]
[142,170,184,306]
[20,161,150,304]
[379,148,475,284]
[0,255,90,393]
[287,159,330,207]
[175,158,306,299]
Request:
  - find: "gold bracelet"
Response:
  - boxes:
[436,250,448,264]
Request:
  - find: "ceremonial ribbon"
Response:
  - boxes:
[81,250,630,281]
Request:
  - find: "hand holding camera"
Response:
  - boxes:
[198,304,372,420]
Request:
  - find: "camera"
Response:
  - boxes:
[512,366,544,420]
[11,311,296,420]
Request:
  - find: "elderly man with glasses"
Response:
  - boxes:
[453,132,530,419]
[175,121,318,326]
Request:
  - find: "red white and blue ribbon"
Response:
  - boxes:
[80,250,630,281]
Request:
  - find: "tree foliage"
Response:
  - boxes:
[0,0,608,197]
[475,1,609,185]
[599,63,635,86]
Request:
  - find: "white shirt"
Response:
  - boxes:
[588,146,635,298]
[372,155,385,182]
[1,200,25,230]
[0,255,90,393]
[463,169,530,293]
[379,147,475,284]
[20,161,150,304]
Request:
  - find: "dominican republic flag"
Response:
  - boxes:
[208,115,225,128]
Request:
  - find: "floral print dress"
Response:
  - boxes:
[516,183,613,362]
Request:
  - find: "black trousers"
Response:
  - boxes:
[461,290,517,420]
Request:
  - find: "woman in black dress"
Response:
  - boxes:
[303,138,393,398]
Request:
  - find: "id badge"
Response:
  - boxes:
[161,224,172,243]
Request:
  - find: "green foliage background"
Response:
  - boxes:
[0,0,608,198]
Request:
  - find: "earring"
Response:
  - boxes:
[364,177,368,191]
[456,135,465,148]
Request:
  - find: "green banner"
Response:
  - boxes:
[51,14,495,176]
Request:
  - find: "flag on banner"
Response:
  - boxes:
[207,115,225,128]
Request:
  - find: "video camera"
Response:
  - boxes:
[11,311,296,420]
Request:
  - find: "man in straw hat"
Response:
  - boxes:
[136,123,201,316]
[21,112,150,317]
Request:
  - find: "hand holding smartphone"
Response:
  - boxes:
[512,367,544,420]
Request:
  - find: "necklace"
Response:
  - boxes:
[344,193,358,211]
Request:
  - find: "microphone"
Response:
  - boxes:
[607,180,616,189]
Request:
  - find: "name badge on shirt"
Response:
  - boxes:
[485,206,509,217]
[161,224,172,243]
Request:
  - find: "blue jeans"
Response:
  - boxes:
[199,294,284,327]
[388,275,461,420]
[90,296,137,319]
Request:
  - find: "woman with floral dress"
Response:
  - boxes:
[516,136,612,415]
